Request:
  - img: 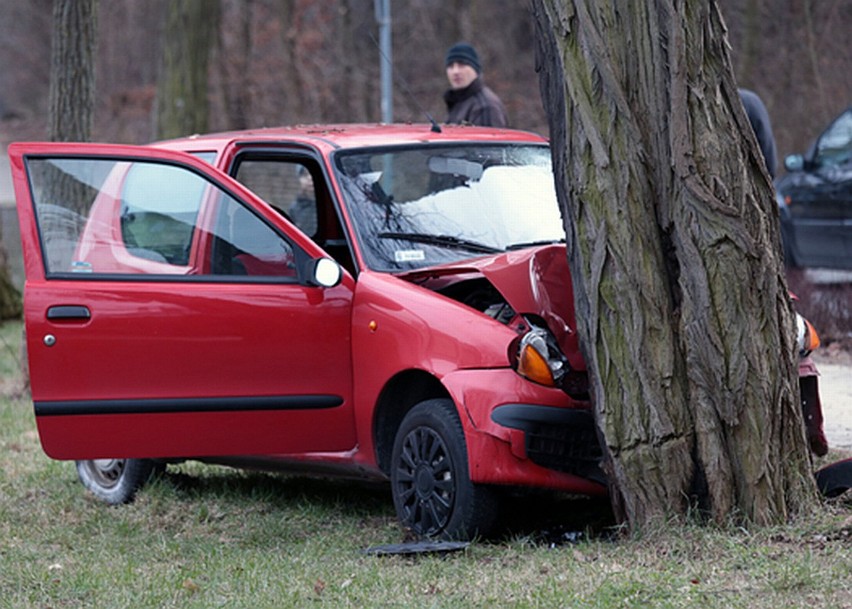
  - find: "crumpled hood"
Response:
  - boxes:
[401,245,585,370]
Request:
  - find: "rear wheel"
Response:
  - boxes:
[390,399,497,540]
[75,459,163,504]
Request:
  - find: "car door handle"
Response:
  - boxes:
[46,305,91,321]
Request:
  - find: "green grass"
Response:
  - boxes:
[1,319,851,608]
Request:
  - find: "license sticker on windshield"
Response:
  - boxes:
[394,249,426,263]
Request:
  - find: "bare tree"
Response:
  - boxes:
[49,0,99,142]
[532,0,816,529]
[45,0,100,217]
[156,0,221,139]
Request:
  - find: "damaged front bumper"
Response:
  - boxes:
[491,403,605,485]
[442,368,607,495]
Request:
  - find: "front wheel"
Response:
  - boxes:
[75,459,163,504]
[390,399,497,540]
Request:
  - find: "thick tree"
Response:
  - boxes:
[531,0,816,529]
[156,0,220,139]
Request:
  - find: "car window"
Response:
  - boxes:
[815,109,852,167]
[190,151,217,164]
[120,162,204,265]
[234,160,318,237]
[25,157,297,279]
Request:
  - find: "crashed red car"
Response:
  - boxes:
[10,123,605,539]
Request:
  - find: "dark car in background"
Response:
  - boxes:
[776,106,852,269]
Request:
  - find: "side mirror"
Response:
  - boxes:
[305,257,343,288]
[784,154,805,172]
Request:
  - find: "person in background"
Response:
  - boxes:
[288,165,317,236]
[443,42,508,128]
[739,88,777,179]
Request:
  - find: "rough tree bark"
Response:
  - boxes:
[156,0,220,139]
[532,0,816,529]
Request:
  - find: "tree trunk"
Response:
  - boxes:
[156,0,220,139]
[48,0,98,142]
[532,0,816,529]
[0,248,21,320]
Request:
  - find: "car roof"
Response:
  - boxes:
[152,123,549,156]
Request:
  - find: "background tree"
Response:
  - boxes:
[0,248,20,319]
[44,0,100,227]
[532,0,816,529]
[156,0,220,139]
[48,0,99,142]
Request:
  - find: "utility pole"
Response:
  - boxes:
[375,0,392,123]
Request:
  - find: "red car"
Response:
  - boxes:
[10,124,605,540]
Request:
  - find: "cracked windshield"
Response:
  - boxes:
[335,144,564,271]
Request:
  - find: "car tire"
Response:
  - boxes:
[390,398,497,540]
[75,459,163,505]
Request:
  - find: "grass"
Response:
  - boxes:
[1,319,852,608]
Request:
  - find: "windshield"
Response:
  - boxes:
[815,108,852,167]
[334,144,564,272]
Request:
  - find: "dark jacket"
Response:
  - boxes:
[739,88,777,178]
[444,78,508,127]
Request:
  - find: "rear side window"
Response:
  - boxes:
[25,157,298,280]
[234,160,318,237]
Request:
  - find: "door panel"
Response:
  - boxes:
[789,196,851,268]
[10,142,356,460]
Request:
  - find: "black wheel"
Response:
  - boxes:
[75,458,163,504]
[390,399,497,540]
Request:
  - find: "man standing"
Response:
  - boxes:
[443,43,508,127]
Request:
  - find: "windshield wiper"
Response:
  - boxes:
[506,238,566,251]
[378,232,503,254]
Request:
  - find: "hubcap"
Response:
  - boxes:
[84,459,126,489]
[394,427,455,537]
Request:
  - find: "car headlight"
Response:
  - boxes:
[512,325,567,387]
[795,313,820,358]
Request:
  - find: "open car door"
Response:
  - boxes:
[9,142,356,460]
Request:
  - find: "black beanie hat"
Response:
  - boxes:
[445,42,481,74]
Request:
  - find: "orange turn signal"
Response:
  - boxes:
[517,343,555,387]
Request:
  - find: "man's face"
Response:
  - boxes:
[446,61,478,90]
[299,170,313,195]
